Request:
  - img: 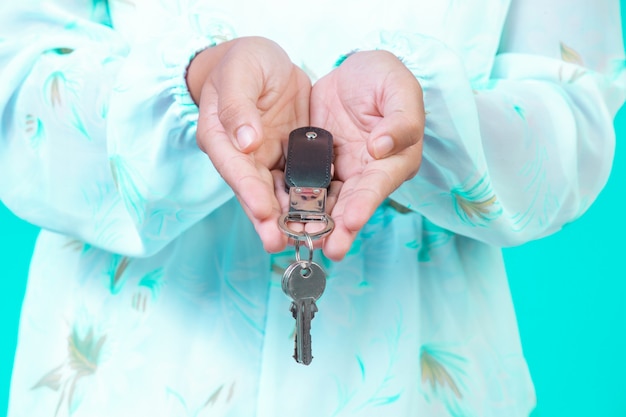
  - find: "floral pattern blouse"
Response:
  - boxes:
[1,0,625,416]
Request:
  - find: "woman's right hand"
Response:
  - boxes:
[186,37,311,252]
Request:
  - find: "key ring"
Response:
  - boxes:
[278,213,334,241]
[294,232,315,270]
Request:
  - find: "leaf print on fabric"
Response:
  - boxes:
[138,268,165,298]
[451,174,502,226]
[42,70,78,108]
[558,42,587,83]
[132,268,165,312]
[511,144,555,232]
[41,63,92,140]
[64,21,78,31]
[45,47,75,55]
[109,155,148,226]
[63,238,92,253]
[186,5,236,46]
[63,239,84,252]
[334,49,359,68]
[558,66,587,83]
[420,346,465,399]
[69,105,91,140]
[107,255,131,294]
[559,42,584,66]
[131,292,149,312]
[32,326,107,417]
[409,219,454,262]
[356,343,404,409]
[419,345,471,417]
[513,104,525,121]
[68,327,106,376]
[271,260,286,277]
[32,365,64,391]
[45,71,65,107]
[331,313,404,416]
[24,114,45,149]
[387,199,413,214]
[166,382,236,417]
[91,0,111,23]
[419,345,475,417]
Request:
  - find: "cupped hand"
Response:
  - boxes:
[310,50,425,260]
[187,36,311,252]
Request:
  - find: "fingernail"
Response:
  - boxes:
[236,125,255,151]
[372,135,394,158]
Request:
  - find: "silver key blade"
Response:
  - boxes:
[292,299,317,365]
[284,261,326,365]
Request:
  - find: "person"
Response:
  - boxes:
[0,0,624,416]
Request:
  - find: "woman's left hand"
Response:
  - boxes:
[310,50,425,260]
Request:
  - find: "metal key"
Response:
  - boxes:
[278,127,333,365]
[282,261,326,365]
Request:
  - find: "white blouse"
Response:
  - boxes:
[0,0,624,416]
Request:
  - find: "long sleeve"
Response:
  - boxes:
[0,1,235,257]
[376,0,626,247]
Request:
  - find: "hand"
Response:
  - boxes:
[310,50,425,260]
[187,37,311,252]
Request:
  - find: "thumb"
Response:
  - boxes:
[367,80,424,159]
[367,109,424,160]
[211,57,266,153]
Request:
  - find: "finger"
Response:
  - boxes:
[323,147,421,260]
[322,223,357,261]
[232,165,287,253]
[272,169,289,211]
[322,190,358,261]
[236,194,288,253]
[320,181,354,261]
[306,180,342,251]
[308,74,335,127]
[338,170,389,233]
[324,179,342,215]
[197,95,275,226]
[292,66,313,132]
[211,65,265,153]
[321,174,377,261]
[248,206,289,253]
[368,71,425,159]
[348,155,420,227]
[214,140,276,222]
[209,38,287,153]
[368,109,423,160]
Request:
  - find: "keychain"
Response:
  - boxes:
[278,126,334,365]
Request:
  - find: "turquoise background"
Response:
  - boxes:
[2,11,626,417]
